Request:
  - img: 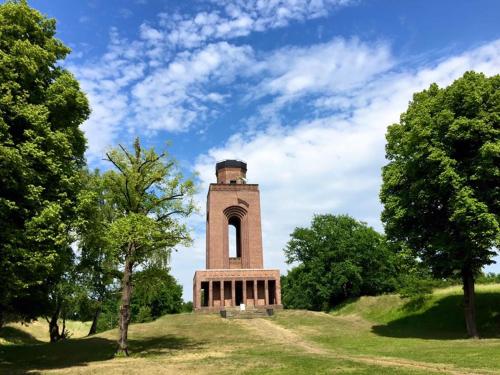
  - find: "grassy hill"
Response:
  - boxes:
[0,320,91,346]
[1,284,500,374]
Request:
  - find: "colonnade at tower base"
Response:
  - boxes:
[193,269,282,312]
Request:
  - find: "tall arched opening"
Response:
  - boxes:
[228,216,241,258]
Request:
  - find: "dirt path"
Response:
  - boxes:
[236,318,499,375]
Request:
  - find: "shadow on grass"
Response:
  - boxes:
[0,326,43,345]
[129,335,203,357]
[0,334,203,374]
[372,293,500,340]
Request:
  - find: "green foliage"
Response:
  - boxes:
[476,272,500,284]
[390,243,435,301]
[282,214,398,310]
[93,267,184,330]
[103,138,195,353]
[380,71,499,279]
[131,267,184,322]
[181,301,193,313]
[0,0,89,324]
[135,306,152,323]
[103,138,195,269]
[74,169,121,332]
[96,296,120,333]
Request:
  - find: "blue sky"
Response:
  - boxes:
[22,0,500,300]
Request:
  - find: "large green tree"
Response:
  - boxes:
[103,138,195,356]
[283,214,398,311]
[0,0,89,325]
[380,71,499,338]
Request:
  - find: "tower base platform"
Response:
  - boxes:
[193,269,282,312]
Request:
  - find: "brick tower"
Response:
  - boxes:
[193,160,282,311]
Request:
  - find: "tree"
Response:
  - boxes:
[283,214,398,311]
[103,138,195,356]
[380,71,499,338]
[75,169,120,336]
[0,0,90,326]
[130,266,184,322]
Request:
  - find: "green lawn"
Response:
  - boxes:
[1,284,499,374]
[275,284,500,372]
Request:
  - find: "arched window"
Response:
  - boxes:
[228,216,241,258]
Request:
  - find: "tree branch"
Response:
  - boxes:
[137,154,168,173]
[105,153,125,175]
[119,144,135,166]
[156,210,185,221]
[146,193,185,212]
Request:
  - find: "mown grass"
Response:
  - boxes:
[274,284,500,372]
[1,313,401,375]
[1,285,499,374]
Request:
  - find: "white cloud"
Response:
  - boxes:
[69,30,146,164]
[72,38,251,161]
[260,39,392,96]
[131,42,253,132]
[146,0,355,49]
[244,37,394,122]
[170,40,500,301]
[140,23,164,42]
[70,1,360,163]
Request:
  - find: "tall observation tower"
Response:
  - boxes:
[193,160,282,311]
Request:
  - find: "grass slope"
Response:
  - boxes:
[1,284,499,374]
[0,320,91,345]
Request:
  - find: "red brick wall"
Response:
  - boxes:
[206,183,264,269]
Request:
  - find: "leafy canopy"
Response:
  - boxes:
[103,138,196,267]
[131,266,184,322]
[74,169,120,332]
[380,71,499,278]
[282,214,397,310]
[0,0,89,324]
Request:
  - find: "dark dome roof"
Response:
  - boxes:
[215,160,247,173]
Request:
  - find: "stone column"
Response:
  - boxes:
[195,279,201,309]
[242,279,247,306]
[220,280,224,308]
[253,279,258,307]
[265,279,269,306]
[209,280,213,308]
[193,280,197,309]
[231,280,236,307]
[276,278,282,305]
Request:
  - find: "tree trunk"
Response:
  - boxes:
[117,254,134,356]
[462,268,479,339]
[61,313,68,339]
[88,304,101,336]
[48,302,61,343]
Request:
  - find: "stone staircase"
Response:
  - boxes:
[220,307,274,319]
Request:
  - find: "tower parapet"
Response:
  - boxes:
[215,160,247,184]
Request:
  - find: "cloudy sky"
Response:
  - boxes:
[28,0,500,300]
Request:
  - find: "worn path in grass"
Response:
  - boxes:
[237,317,499,375]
